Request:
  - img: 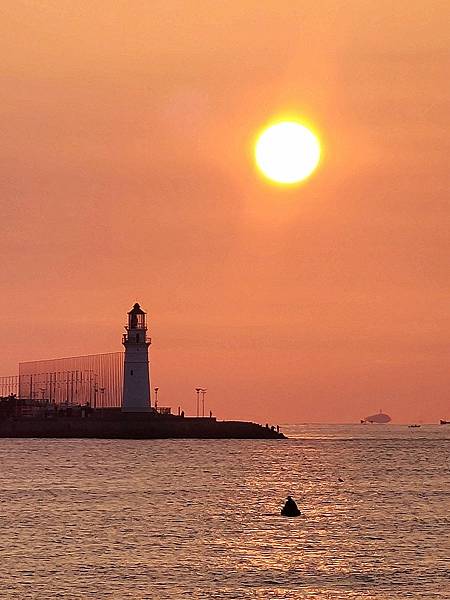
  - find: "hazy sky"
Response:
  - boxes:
[1,1,449,422]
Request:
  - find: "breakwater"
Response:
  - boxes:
[0,411,284,439]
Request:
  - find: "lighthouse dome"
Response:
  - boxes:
[129,303,145,315]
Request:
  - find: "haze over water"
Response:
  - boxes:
[1,424,449,599]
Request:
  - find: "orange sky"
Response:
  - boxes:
[1,1,449,423]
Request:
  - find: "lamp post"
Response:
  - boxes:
[154,387,159,411]
[93,384,104,409]
[195,388,202,417]
[200,388,207,417]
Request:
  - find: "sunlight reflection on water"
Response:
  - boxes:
[0,425,449,599]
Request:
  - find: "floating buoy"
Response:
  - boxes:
[281,496,301,517]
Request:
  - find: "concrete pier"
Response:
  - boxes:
[0,410,285,439]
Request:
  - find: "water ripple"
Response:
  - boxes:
[0,426,449,599]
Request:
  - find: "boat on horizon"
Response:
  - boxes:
[361,410,392,424]
[440,419,449,425]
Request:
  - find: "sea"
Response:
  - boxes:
[0,424,449,599]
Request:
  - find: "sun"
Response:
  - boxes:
[255,121,321,185]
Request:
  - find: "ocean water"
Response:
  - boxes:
[0,424,449,599]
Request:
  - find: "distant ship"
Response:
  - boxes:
[362,410,392,424]
[440,420,449,425]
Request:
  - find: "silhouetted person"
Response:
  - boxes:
[281,495,301,517]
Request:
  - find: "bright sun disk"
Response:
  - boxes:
[255,121,321,184]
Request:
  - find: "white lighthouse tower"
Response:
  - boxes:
[122,303,152,412]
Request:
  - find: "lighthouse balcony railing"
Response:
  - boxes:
[122,334,151,344]
[124,322,147,331]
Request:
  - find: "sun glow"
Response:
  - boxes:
[255,121,321,185]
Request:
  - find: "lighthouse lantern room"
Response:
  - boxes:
[122,303,152,412]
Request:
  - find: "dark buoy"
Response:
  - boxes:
[281,495,301,517]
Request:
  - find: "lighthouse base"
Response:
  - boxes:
[121,405,152,413]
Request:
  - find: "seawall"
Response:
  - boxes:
[0,413,285,439]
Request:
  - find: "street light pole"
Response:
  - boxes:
[200,388,207,417]
[195,388,201,417]
[154,387,159,411]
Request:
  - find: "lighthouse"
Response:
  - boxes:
[122,303,151,412]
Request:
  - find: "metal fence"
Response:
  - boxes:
[0,375,19,398]
[18,352,124,408]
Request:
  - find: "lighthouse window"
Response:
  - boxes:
[130,370,133,375]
